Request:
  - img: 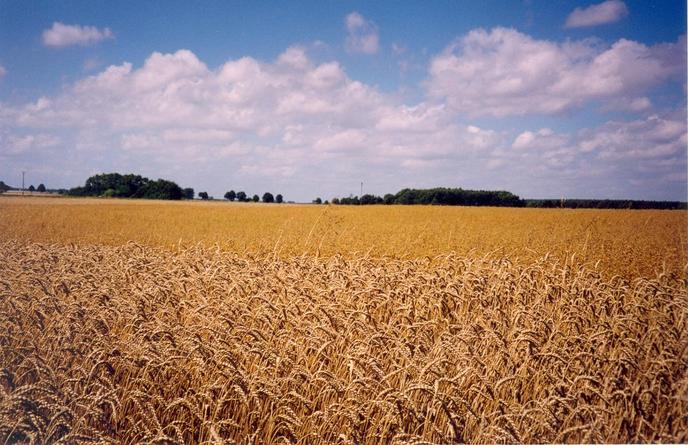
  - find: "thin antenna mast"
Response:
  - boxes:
[22,171,26,196]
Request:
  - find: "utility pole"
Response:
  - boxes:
[21,171,26,196]
[360,181,363,197]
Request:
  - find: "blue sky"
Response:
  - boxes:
[0,0,686,201]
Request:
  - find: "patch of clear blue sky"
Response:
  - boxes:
[0,0,685,103]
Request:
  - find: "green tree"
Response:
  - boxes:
[183,188,194,199]
[134,179,183,200]
[237,191,247,202]
[313,197,322,204]
[68,173,183,200]
[28,185,35,192]
[199,191,209,200]
[37,184,46,192]
[275,194,283,203]
[262,192,274,203]
[225,190,236,201]
[252,194,260,202]
[360,194,382,205]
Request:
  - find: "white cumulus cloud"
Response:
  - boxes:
[486,111,687,198]
[1,30,685,201]
[345,12,379,54]
[512,128,569,151]
[426,28,685,117]
[565,0,629,28]
[42,22,114,48]
[2,134,60,156]
[508,114,686,164]
[578,113,687,160]
[0,47,501,198]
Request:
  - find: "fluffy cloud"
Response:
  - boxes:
[42,22,114,48]
[579,113,687,195]
[501,128,577,170]
[578,113,687,160]
[512,128,569,151]
[15,46,483,162]
[1,35,685,200]
[345,12,379,54]
[565,0,629,28]
[427,28,685,117]
[508,112,684,174]
[508,113,686,163]
[481,112,687,199]
[0,133,60,156]
[1,47,499,198]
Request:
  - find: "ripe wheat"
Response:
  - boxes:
[1,239,686,443]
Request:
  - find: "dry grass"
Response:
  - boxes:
[1,240,686,443]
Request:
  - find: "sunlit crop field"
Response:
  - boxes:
[1,196,687,443]
[1,196,686,277]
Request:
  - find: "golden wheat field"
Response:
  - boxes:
[1,196,686,277]
[1,196,687,443]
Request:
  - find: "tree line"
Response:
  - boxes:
[62,173,285,203]
[2,175,685,209]
[328,188,522,207]
[220,190,283,203]
[324,187,687,210]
